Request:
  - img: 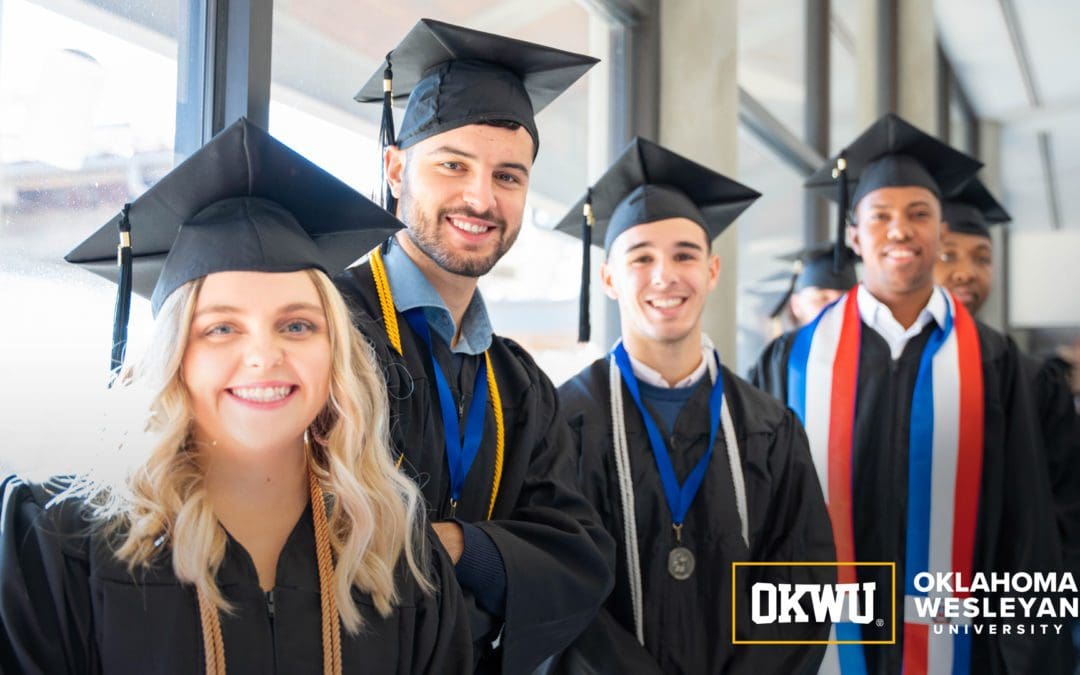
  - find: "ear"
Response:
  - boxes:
[385,145,405,199]
[706,252,721,291]
[847,223,862,257]
[599,260,619,301]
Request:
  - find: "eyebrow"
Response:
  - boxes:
[427,145,530,177]
[867,200,933,209]
[623,240,705,254]
[193,302,323,318]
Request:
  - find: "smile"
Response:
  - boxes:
[227,385,296,403]
[447,216,495,235]
[885,249,917,260]
[647,297,687,309]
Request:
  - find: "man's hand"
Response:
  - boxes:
[432,521,464,563]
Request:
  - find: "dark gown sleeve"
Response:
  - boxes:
[726,398,834,674]
[407,530,474,675]
[1026,356,1080,582]
[543,406,663,675]
[0,475,97,675]
[472,349,616,673]
[748,333,795,403]
[985,339,1070,674]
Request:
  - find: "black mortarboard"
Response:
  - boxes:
[768,243,860,318]
[942,177,1011,239]
[355,18,598,210]
[65,118,403,375]
[805,113,982,272]
[546,137,760,342]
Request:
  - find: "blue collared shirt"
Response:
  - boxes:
[381,238,494,355]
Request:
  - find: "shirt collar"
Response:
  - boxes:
[856,284,949,359]
[381,239,493,355]
[625,334,716,389]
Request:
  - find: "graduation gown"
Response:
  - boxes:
[751,319,1066,675]
[335,261,615,674]
[549,358,835,674]
[0,475,472,674]
[1022,355,1080,582]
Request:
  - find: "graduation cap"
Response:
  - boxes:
[546,136,761,342]
[355,18,598,211]
[65,117,403,376]
[942,177,1011,239]
[768,243,860,319]
[805,113,982,273]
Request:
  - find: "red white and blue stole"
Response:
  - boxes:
[786,286,984,675]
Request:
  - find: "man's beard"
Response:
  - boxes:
[399,184,518,278]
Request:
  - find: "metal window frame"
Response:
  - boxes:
[175,0,273,159]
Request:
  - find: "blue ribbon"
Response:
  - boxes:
[611,342,724,527]
[403,309,489,507]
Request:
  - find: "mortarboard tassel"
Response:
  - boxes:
[110,203,133,382]
[769,259,802,320]
[578,189,595,343]
[379,53,398,216]
[831,151,848,274]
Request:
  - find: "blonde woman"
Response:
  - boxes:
[0,119,471,674]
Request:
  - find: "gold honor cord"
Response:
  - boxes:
[198,469,342,675]
[369,247,504,520]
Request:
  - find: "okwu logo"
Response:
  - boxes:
[732,562,897,645]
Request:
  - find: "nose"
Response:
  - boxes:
[885,214,913,241]
[244,332,284,370]
[950,257,975,283]
[650,258,677,287]
[461,171,496,215]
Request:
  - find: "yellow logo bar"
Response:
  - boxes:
[730,561,897,645]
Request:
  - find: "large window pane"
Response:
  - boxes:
[269,2,611,383]
[735,125,807,374]
[738,0,806,137]
[0,0,180,475]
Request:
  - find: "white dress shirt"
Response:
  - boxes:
[856,284,949,360]
[626,334,715,388]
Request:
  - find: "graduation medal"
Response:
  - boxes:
[612,343,728,581]
[667,549,695,580]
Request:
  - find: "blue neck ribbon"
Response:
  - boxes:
[404,308,489,508]
[612,342,724,528]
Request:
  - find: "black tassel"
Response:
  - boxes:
[769,262,801,319]
[832,151,848,274]
[380,53,398,215]
[109,203,133,383]
[578,189,594,343]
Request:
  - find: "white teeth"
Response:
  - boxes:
[231,386,292,402]
[649,297,684,309]
[448,218,489,235]
[887,250,915,259]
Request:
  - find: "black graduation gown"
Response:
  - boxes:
[751,320,1066,675]
[335,261,615,674]
[548,358,835,674]
[0,475,472,675]
[1022,355,1080,582]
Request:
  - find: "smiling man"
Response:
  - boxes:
[935,179,1080,593]
[751,114,1065,675]
[333,19,613,674]
[544,138,834,674]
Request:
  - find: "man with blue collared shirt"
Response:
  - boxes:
[335,20,613,675]
[751,114,1066,674]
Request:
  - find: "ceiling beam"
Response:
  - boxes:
[997,0,1061,229]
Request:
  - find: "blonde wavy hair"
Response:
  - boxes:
[83,269,430,633]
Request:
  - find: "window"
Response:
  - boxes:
[269,1,613,383]
[1,0,181,475]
